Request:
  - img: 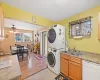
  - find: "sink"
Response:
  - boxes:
[68,50,82,56]
[61,50,82,57]
[75,52,82,56]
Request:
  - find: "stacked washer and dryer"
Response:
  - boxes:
[47,24,67,74]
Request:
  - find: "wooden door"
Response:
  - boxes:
[69,61,82,80]
[60,57,69,77]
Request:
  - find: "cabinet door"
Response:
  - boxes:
[69,61,82,80]
[60,57,69,77]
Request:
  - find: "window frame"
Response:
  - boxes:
[69,16,92,38]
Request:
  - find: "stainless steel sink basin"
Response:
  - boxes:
[68,50,82,56]
[61,50,82,57]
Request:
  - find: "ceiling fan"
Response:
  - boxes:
[9,24,17,33]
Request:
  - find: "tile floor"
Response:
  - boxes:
[25,68,57,80]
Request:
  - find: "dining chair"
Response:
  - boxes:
[10,46,17,55]
[15,44,21,47]
[17,46,24,60]
[24,46,29,58]
[27,44,32,52]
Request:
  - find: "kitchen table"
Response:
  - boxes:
[11,46,28,54]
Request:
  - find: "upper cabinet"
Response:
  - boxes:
[0,6,4,40]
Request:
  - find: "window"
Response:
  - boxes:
[69,16,92,38]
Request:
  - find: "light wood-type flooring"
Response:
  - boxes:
[19,53,47,80]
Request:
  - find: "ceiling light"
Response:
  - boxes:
[9,24,17,33]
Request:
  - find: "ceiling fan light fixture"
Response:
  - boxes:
[9,25,17,33]
[12,26,16,32]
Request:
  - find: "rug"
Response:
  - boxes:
[55,74,68,80]
[34,54,46,60]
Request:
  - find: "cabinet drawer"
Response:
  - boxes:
[69,56,82,64]
[61,54,69,60]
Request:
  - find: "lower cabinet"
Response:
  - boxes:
[60,54,82,80]
[61,54,100,80]
[69,61,82,80]
[60,57,69,77]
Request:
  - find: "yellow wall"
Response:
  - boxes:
[1,2,100,53]
[0,2,56,53]
[0,2,55,27]
[58,6,100,54]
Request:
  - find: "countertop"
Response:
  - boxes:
[0,55,21,80]
[61,50,100,64]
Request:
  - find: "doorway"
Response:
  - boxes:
[40,31,47,57]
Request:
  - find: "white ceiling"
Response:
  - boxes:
[1,0,100,22]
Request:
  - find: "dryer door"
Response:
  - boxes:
[47,52,56,67]
[48,28,56,43]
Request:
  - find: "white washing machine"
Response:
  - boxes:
[47,48,65,74]
[48,24,65,49]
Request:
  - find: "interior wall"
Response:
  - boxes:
[58,6,100,54]
[2,1,100,54]
[0,2,56,27]
[1,27,34,53]
[4,18,44,45]
[1,18,46,53]
[0,2,55,54]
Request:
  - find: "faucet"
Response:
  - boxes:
[73,47,77,52]
[68,47,70,51]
